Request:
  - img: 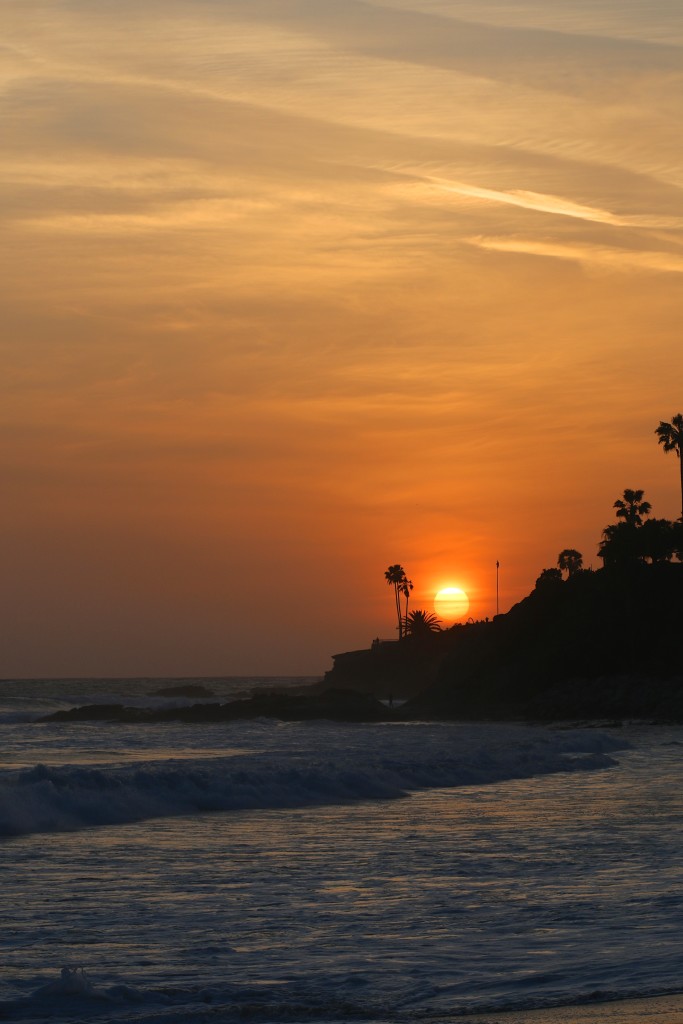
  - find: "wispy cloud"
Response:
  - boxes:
[425,176,683,229]
[468,235,683,274]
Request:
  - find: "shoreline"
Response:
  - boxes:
[455,993,683,1024]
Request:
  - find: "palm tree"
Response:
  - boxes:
[655,414,683,521]
[600,517,677,565]
[557,549,583,578]
[384,565,412,639]
[639,518,676,564]
[401,576,414,626]
[613,488,651,526]
[599,523,638,566]
[403,609,442,639]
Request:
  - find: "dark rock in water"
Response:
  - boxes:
[46,704,135,722]
[148,683,216,698]
[40,688,389,725]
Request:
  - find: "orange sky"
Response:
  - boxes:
[3,0,683,676]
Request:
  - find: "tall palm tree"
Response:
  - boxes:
[557,549,583,578]
[384,565,412,639]
[613,488,651,526]
[655,414,683,521]
[401,576,414,628]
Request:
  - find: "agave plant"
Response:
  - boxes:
[403,609,442,639]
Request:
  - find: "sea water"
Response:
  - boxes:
[1,677,682,1023]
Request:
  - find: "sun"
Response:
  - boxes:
[434,586,470,623]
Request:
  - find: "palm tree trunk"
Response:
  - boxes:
[679,448,683,522]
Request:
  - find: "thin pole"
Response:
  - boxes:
[496,560,500,616]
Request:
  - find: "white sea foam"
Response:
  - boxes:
[0,723,623,837]
[1,972,384,1023]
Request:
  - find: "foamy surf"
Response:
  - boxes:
[0,723,623,836]
[5,966,683,1024]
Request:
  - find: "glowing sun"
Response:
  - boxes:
[434,587,470,622]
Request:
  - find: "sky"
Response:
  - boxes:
[2,0,683,677]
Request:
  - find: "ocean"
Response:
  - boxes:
[1,677,682,1024]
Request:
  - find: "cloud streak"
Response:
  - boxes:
[468,236,683,274]
[425,176,683,230]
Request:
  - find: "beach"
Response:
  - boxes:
[461,994,683,1023]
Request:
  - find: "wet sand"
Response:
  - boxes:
[457,994,683,1023]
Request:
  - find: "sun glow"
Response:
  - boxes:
[434,587,470,623]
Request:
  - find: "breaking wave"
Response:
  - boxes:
[3,964,681,1024]
[0,724,624,837]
